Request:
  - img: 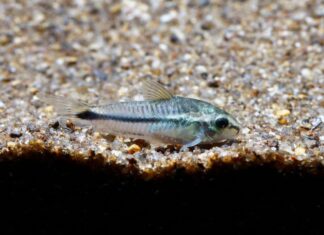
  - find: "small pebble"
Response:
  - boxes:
[0,100,5,108]
[301,68,313,79]
[295,147,306,156]
[9,130,22,138]
[160,11,177,23]
[170,28,185,43]
[311,118,322,130]
[7,141,16,148]
[278,117,289,125]
[29,87,39,95]
[199,0,210,7]
[127,144,141,154]
[170,34,179,43]
[0,34,12,46]
[300,119,313,130]
[93,132,101,139]
[27,123,39,132]
[110,3,122,14]
[44,105,54,114]
[64,57,78,66]
[241,128,250,135]
[275,109,290,117]
[304,138,317,148]
[66,120,76,131]
[93,69,108,81]
[201,21,214,30]
[207,80,220,88]
[195,65,207,75]
[49,121,60,129]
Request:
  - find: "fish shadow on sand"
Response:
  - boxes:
[153,139,241,154]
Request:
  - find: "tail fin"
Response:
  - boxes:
[40,94,90,117]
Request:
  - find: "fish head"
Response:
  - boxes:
[207,112,240,141]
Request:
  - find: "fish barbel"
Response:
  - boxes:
[42,80,240,150]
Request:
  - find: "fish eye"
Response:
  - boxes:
[215,117,229,129]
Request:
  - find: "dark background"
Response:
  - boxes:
[0,155,323,234]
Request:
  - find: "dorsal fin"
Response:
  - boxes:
[142,79,173,101]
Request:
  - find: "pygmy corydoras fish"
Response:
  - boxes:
[42,80,240,150]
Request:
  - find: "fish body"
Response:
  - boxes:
[42,80,240,149]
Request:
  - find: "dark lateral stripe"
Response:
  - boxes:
[76,110,176,123]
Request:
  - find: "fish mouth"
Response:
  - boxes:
[230,125,240,134]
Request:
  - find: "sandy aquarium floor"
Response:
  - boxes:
[0,0,323,177]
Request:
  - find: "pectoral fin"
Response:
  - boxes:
[180,129,205,151]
